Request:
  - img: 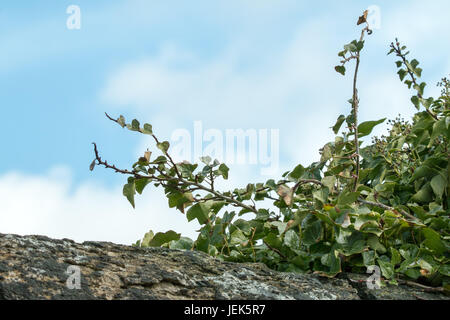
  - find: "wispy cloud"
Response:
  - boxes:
[100,19,347,174]
[0,166,200,244]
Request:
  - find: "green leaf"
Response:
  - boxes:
[264,232,283,250]
[419,82,426,95]
[411,164,438,181]
[169,237,194,250]
[429,119,448,146]
[335,65,346,76]
[177,162,198,178]
[233,219,253,235]
[313,188,329,205]
[168,192,193,212]
[410,59,419,70]
[421,97,434,109]
[123,180,136,208]
[368,235,386,253]
[337,191,360,206]
[143,123,153,134]
[140,230,154,247]
[135,178,151,195]
[284,229,300,250]
[195,235,210,253]
[157,141,170,153]
[117,115,126,128]
[357,118,386,138]
[411,183,433,204]
[411,95,420,110]
[405,268,421,279]
[319,244,341,276]
[354,213,379,230]
[303,220,323,245]
[320,144,333,162]
[153,155,167,164]
[186,203,210,225]
[217,163,229,179]
[314,211,336,226]
[344,41,358,52]
[291,254,312,270]
[422,228,446,255]
[131,119,140,131]
[148,230,181,247]
[338,231,366,255]
[321,176,336,193]
[200,156,212,165]
[404,80,413,89]
[398,69,407,81]
[289,164,305,179]
[377,256,394,279]
[374,182,396,196]
[390,248,402,266]
[222,211,236,224]
[133,240,141,247]
[430,173,446,199]
[362,250,376,266]
[332,115,346,134]
[356,40,364,52]
[439,265,450,277]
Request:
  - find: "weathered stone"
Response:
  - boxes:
[0,233,447,300]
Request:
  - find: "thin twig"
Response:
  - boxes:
[92,142,143,176]
[358,199,419,222]
[350,25,370,191]
[398,279,446,293]
[390,43,438,120]
[255,179,323,194]
[263,240,287,260]
[105,112,183,179]
[91,142,259,214]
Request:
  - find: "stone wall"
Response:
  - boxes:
[0,233,447,300]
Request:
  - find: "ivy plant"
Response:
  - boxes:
[91,12,449,291]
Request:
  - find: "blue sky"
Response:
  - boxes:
[1,1,449,244]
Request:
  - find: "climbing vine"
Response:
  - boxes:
[91,12,449,291]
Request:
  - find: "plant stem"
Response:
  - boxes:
[351,26,369,191]
[358,198,419,222]
[390,43,438,121]
[92,142,259,214]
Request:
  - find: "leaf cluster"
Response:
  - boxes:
[91,27,450,291]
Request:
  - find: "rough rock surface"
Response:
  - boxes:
[0,233,447,300]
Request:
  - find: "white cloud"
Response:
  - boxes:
[378,1,450,50]
[100,19,347,178]
[358,74,415,137]
[0,166,201,245]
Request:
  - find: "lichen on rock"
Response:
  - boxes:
[0,233,447,300]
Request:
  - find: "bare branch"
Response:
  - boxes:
[263,240,287,260]
[91,142,258,214]
[358,199,419,222]
[389,42,438,121]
